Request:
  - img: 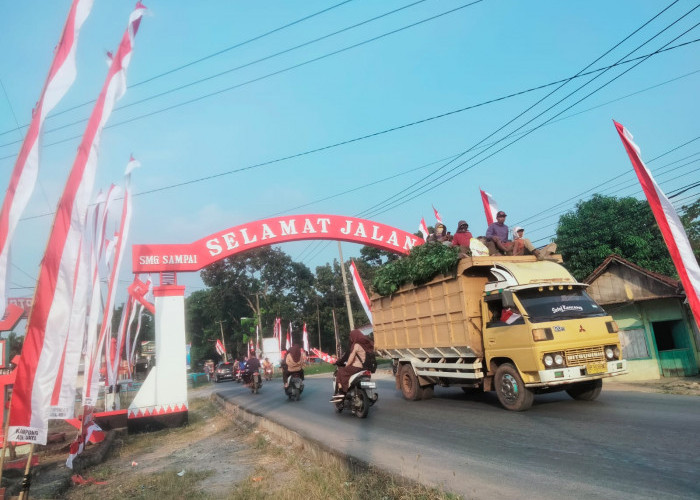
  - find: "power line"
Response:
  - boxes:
[360,10,700,219]
[0,0,483,151]
[0,0,357,137]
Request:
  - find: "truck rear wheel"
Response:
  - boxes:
[400,364,422,401]
[495,363,534,411]
[566,379,603,401]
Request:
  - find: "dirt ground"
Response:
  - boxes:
[5,375,700,499]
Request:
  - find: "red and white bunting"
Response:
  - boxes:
[302,323,309,352]
[8,3,146,445]
[480,189,499,226]
[418,217,428,240]
[349,260,372,324]
[215,339,225,356]
[614,121,700,328]
[432,205,443,225]
[0,0,94,320]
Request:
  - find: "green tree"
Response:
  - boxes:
[555,194,694,281]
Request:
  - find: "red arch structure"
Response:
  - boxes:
[132,214,423,273]
[124,214,422,432]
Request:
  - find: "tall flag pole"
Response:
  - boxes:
[480,189,499,226]
[8,3,147,445]
[432,205,443,225]
[0,0,94,319]
[418,217,428,240]
[613,121,700,328]
[349,260,373,324]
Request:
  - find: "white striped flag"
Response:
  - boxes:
[103,156,138,387]
[614,121,700,328]
[432,205,443,225]
[349,260,372,324]
[0,0,94,319]
[215,339,225,356]
[480,189,499,226]
[418,217,428,240]
[8,3,146,445]
[302,323,309,352]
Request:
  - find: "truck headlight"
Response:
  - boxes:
[543,352,565,368]
[532,328,553,341]
[543,354,554,367]
[605,345,620,360]
[554,353,564,366]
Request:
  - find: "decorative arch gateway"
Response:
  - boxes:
[125,214,422,431]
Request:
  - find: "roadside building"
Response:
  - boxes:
[585,255,699,380]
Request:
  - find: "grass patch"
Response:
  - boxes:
[68,469,215,500]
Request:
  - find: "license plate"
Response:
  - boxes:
[587,362,606,375]
[360,381,376,389]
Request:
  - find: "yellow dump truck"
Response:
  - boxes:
[372,255,627,411]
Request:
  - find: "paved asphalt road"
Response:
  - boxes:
[214,372,700,499]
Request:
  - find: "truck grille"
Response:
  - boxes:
[565,346,605,366]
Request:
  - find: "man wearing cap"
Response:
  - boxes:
[485,211,511,254]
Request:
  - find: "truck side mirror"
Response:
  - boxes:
[502,290,516,309]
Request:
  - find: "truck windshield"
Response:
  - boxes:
[516,288,606,323]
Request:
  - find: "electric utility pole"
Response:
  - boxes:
[337,242,354,331]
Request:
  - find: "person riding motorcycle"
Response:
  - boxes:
[262,357,273,381]
[283,343,307,388]
[331,329,374,402]
[244,355,261,385]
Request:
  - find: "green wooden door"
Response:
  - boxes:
[653,320,698,377]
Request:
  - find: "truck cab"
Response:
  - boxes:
[480,260,626,409]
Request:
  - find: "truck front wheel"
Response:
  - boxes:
[495,363,534,411]
[565,379,603,401]
[400,364,422,401]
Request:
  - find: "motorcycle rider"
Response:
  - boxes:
[331,329,374,402]
[262,357,273,381]
[283,342,307,389]
[245,355,261,385]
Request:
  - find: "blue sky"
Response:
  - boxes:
[0,0,698,304]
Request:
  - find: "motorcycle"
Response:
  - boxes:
[284,372,304,401]
[264,365,273,381]
[244,369,262,394]
[331,368,378,418]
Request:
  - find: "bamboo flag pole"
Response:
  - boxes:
[17,443,35,499]
[337,242,354,331]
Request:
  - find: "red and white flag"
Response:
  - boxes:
[0,0,94,319]
[286,322,292,350]
[215,339,225,356]
[349,260,372,324]
[480,189,499,226]
[311,348,337,364]
[8,3,146,445]
[614,121,700,328]
[500,308,522,325]
[432,205,443,225]
[418,217,428,240]
[302,323,309,352]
